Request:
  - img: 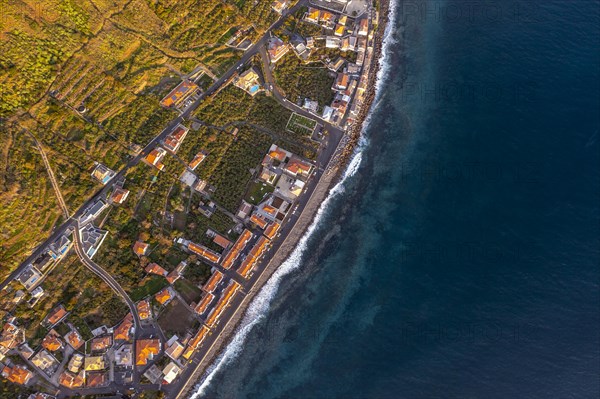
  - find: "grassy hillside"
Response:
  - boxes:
[0,0,278,277]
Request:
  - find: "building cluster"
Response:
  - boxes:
[300,9,375,126]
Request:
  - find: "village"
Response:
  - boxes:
[0,0,378,397]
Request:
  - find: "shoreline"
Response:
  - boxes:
[175,1,392,397]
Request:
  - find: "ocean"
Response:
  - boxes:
[191,0,600,398]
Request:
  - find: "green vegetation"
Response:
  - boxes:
[273,52,335,106]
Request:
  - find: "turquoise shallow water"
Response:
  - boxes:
[195,1,600,398]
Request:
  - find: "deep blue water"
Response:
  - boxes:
[196,1,600,398]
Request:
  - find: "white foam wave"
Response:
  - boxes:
[189,4,398,397]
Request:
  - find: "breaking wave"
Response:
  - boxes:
[189,3,398,397]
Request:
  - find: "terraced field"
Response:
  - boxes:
[0,0,280,276]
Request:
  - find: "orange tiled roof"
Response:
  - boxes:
[114,314,133,341]
[221,229,253,269]
[42,330,63,352]
[194,293,214,315]
[111,188,129,204]
[133,241,149,256]
[90,336,112,351]
[188,152,206,170]
[206,281,241,328]
[250,214,268,229]
[86,372,106,387]
[135,339,161,366]
[137,300,151,320]
[65,329,83,350]
[160,80,198,108]
[2,365,32,385]
[238,237,269,279]
[263,205,278,216]
[285,158,311,175]
[203,271,224,293]
[145,263,167,276]
[213,234,232,249]
[155,288,172,305]
[264,222,281,240]
[59,370,84,388]
[46,305,67,326]
[188,242,221,263]
[182,326,210,360]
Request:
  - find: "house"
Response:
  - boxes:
[271,0,289,14]
[303,98,319,112]
[133,241,149,257]
[67,353,83,373]
[48,233,72,260]
[267,36,289,64]
[338,15,348,26]
[194,179,209,193]
[250,213,268,229]
[166,261,187,284]
[237,237,269,279]
[236,201,253,219]
[114,344,133,367]
[165,339,185,361]
[306,7,320,23]
[320,11,336,28]
[41,330,63,352]
[322,105,334,121]
[79,199,107,226]
[264,222,281,240]
[334,73,350,90]
[262,144,291,167]
[326,36,341,48]
[145,263,168,277]
[205,281,241,327]
[180,169,197,187]
[32,349,59,375]
[1,364,33,385]
[162,362,182,384]
[59,370,84,388]
[79,224,108,259]
[84,355,106,371]
[91,163,115,185]
[86,372,107,387]
[221,229,253,269]
[358,18,369,36]
[110,188,129,205]
[328,57,346,72]
[334,24,345,36]
[65,328,84,350]
[188,152,207,170]
[113,314,133,341]
[17,265,43,291]
[194,293,214,315]
[137,300,152,320]
[259,168,278,185]
[154,287,173,305]
[186,241,221,263]
[163,124,189,153]
[135,339,161,366]
[234,68,262,96]
[0,323,23,360]
[44,305,68,327]
[160,80,199,109]
[90,335,112,352]
[182,326,210,360]
[143,364,162,384]
[143,147,167,171]
[203,271,224,293]
[212,234,232,249]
